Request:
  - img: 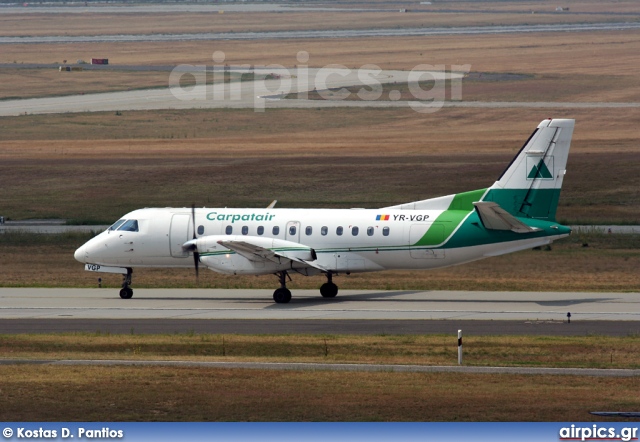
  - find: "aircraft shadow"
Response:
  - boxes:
[111,294,617,309]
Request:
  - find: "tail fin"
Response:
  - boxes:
[482,118,574,221]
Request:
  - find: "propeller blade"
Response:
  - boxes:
[194,250,200,280]
[191,204,197,240]
[191,204,199,281]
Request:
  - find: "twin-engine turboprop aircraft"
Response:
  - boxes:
[75,118,574,303]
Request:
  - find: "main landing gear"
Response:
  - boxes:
[119,268,134,299]
[273,271,292,304]
[272,271,339,304]
[320,272,338,298]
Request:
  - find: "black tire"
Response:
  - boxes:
[273,288,292,304]
[119,288,133,299]
[320,282,338,298]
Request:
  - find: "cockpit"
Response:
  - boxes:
[108,219,139,232]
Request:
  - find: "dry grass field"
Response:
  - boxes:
[1,107,639,224]
[0,69,178,100]
[0,68,245,100]
[3,332,640,368]
[340,0,640,14]
[302,73,640,103]
[2,365,639,421]
[0,32,639,78]
[1,333,640,421]
[2,30,640,103]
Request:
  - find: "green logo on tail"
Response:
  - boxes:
[527,158,553,179]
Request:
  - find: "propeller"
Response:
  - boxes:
[191,204,199,281]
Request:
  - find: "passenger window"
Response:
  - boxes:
[352,226,359,236]
[321,226,328,236]
[197,225,205,235]
[242,226,248,235]
[273,226,280,235]
[109,219,126,231]
[336,226,343,236]
[383,227,390,236]
[305,226,312,236]
[257,226,264,235]
[289,226,297,236]
[367,227,374,236]
[225,225,233,235]
[118,219,139,232]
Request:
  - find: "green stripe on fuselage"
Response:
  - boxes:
[448,188,487,211]
[444,211,570,249]
[414,187,566,248]
[414,188,486,246]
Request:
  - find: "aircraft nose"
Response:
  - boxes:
[74,244,88,263]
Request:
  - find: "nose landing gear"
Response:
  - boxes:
[119,268,134,299]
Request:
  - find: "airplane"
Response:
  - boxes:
[74,118,575,303]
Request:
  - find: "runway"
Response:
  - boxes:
[1,288,639,336]
[3,22,640,44]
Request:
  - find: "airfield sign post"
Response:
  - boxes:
[458,330,463,365]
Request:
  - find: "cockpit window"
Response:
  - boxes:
[109,219,127,231]
[118,219,139,232]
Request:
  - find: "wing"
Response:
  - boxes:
[473,201,541,233]
[217,239,328,271]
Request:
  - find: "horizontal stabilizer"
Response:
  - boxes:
[473,202,541,233]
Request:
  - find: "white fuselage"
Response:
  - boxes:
[75,207,565,276]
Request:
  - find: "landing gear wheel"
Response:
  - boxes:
[320,272,339,299]
[119,268,133,299]
[272,271,292,304]
[320,282,338,298]
[273,287,292,304]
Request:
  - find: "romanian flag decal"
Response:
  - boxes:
[376,214,390,221]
